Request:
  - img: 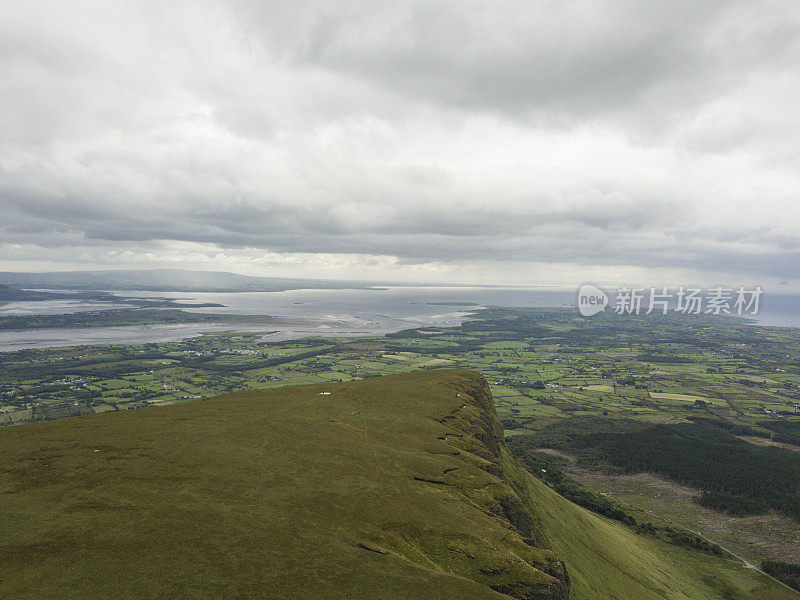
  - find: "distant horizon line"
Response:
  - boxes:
[0,267,797,294]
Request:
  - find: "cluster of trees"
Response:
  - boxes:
[637,354,694,363]
[760,420,800,446]
[696,491,768,516]
[686,416,765,437]
[762,561,800,591]
[74,389,102,400]
[181,347,337,372]
[659,528,721,555]
[524,416,800,520]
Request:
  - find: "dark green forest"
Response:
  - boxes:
[513,416,800,519]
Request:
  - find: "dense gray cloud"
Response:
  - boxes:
[1,0,800,286]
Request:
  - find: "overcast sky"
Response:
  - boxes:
[2,0,799,288]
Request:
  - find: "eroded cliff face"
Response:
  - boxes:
[421,370,570,600]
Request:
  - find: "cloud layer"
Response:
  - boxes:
[2,0,800,286]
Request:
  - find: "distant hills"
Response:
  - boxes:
[0,269,375,292]
[0,284,65,301]
[0,284,99,302]
[1,370,793,600]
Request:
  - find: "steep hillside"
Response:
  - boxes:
[0,370,795,599]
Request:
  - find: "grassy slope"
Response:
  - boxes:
[0,370,566,600]
[525,475,796,600]
[0,370,795,600]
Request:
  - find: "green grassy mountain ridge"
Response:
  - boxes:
[0,370,795,599]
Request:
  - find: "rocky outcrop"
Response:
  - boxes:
[413,370,571,600]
